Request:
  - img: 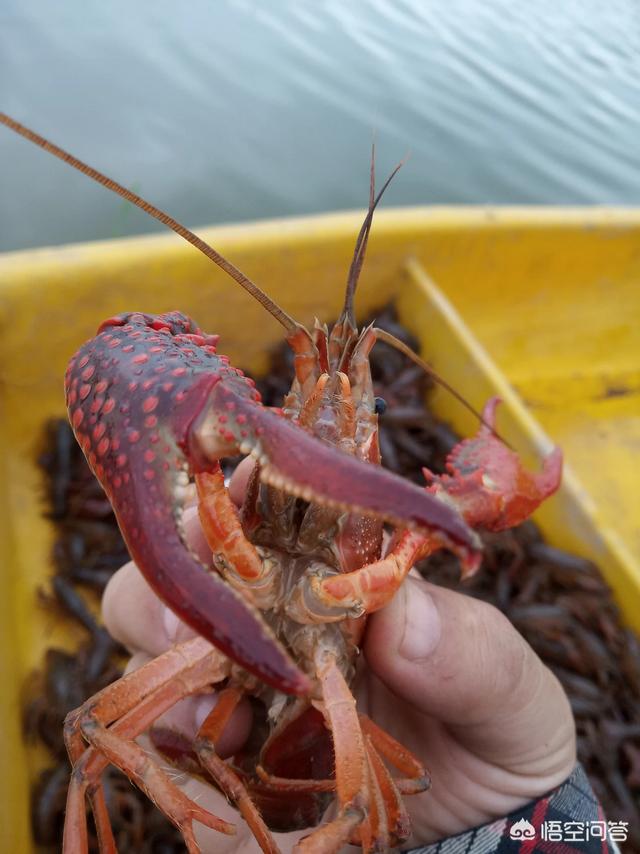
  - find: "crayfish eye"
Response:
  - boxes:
[374,396,387,415]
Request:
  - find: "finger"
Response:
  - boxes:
[229,456,255,506]
[103,559,201,656]
[103,561,177,656]
[364,578,576,772]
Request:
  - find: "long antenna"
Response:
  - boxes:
[374,327,512,446]
[0,113,297,332]
[342,150,406,327]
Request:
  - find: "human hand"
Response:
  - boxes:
[103,461,576,851]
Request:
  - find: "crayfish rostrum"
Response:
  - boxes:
[1,113,562,853]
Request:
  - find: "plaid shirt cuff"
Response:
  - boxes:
[406,765,627,853]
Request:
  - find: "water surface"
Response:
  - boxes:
[2,0,640,251]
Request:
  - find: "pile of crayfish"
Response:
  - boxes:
[2,112,561,853]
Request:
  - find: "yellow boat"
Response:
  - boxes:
[0,207,638,850]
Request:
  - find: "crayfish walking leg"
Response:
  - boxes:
[283,652,429,853]
[359,716,431,796]
[295,650,368,853]
[194,687,280,854]
[63,637,234,854]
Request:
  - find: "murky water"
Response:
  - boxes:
[2,0,640,251]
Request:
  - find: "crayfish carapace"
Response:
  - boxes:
[1,112,562,853]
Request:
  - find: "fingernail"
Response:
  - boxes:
[399,581,442,661]
[162,607,181,642]
[162,605,195,645]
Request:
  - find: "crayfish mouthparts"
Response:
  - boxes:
[286,563,367,625]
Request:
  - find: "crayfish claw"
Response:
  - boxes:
[429,398,563,533]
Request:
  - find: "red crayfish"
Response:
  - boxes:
[1,113,562,853]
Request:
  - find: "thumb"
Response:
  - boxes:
[364,577,575,772]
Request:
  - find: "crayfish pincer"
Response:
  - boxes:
[2,112,562,853]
